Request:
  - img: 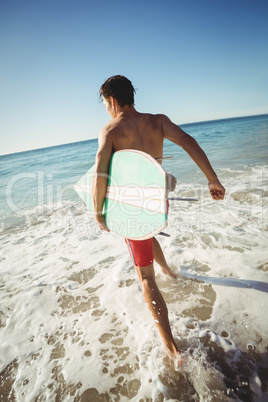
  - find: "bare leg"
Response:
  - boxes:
[135,263,182,361]
[153,238,177,279]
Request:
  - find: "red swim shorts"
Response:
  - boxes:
[124,201,169,267]
[125,238,154,267]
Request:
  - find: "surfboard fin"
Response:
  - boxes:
[168,197,198,202]
[155,156,173,160]
[158,232,171,237]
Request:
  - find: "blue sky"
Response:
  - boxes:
[0,0,267,155]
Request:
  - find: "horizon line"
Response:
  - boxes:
[1,112,267,158]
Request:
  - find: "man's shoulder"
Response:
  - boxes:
[100,112,169,136]
[135,112,168,128]
[139,112,166,120]
[101,119,118,135]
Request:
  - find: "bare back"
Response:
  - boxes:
[105,110,164,159]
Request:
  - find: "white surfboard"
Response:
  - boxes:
[74,150,168,240]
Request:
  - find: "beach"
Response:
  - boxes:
[0,114,268,401]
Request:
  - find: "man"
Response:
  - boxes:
[92,75,225,364]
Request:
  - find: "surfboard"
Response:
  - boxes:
[74,149,168,240]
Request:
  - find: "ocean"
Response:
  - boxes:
[0,114,267,401]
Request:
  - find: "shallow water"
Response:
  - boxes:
[0,115,268,401]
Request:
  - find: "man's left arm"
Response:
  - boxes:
[162,115,225,200]
[92,128,113,231]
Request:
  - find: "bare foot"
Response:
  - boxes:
[167,349,185,371]
[173,351,185,369]
[161,266,178,280]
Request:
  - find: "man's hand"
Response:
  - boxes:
[208,180,225,200]
[95,214,110,232]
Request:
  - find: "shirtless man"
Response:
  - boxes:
[92,75,225,363]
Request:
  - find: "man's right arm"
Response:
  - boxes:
[92,127,113,231]
[161,115,225,200]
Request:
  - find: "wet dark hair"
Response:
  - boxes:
[99,75,135,107]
